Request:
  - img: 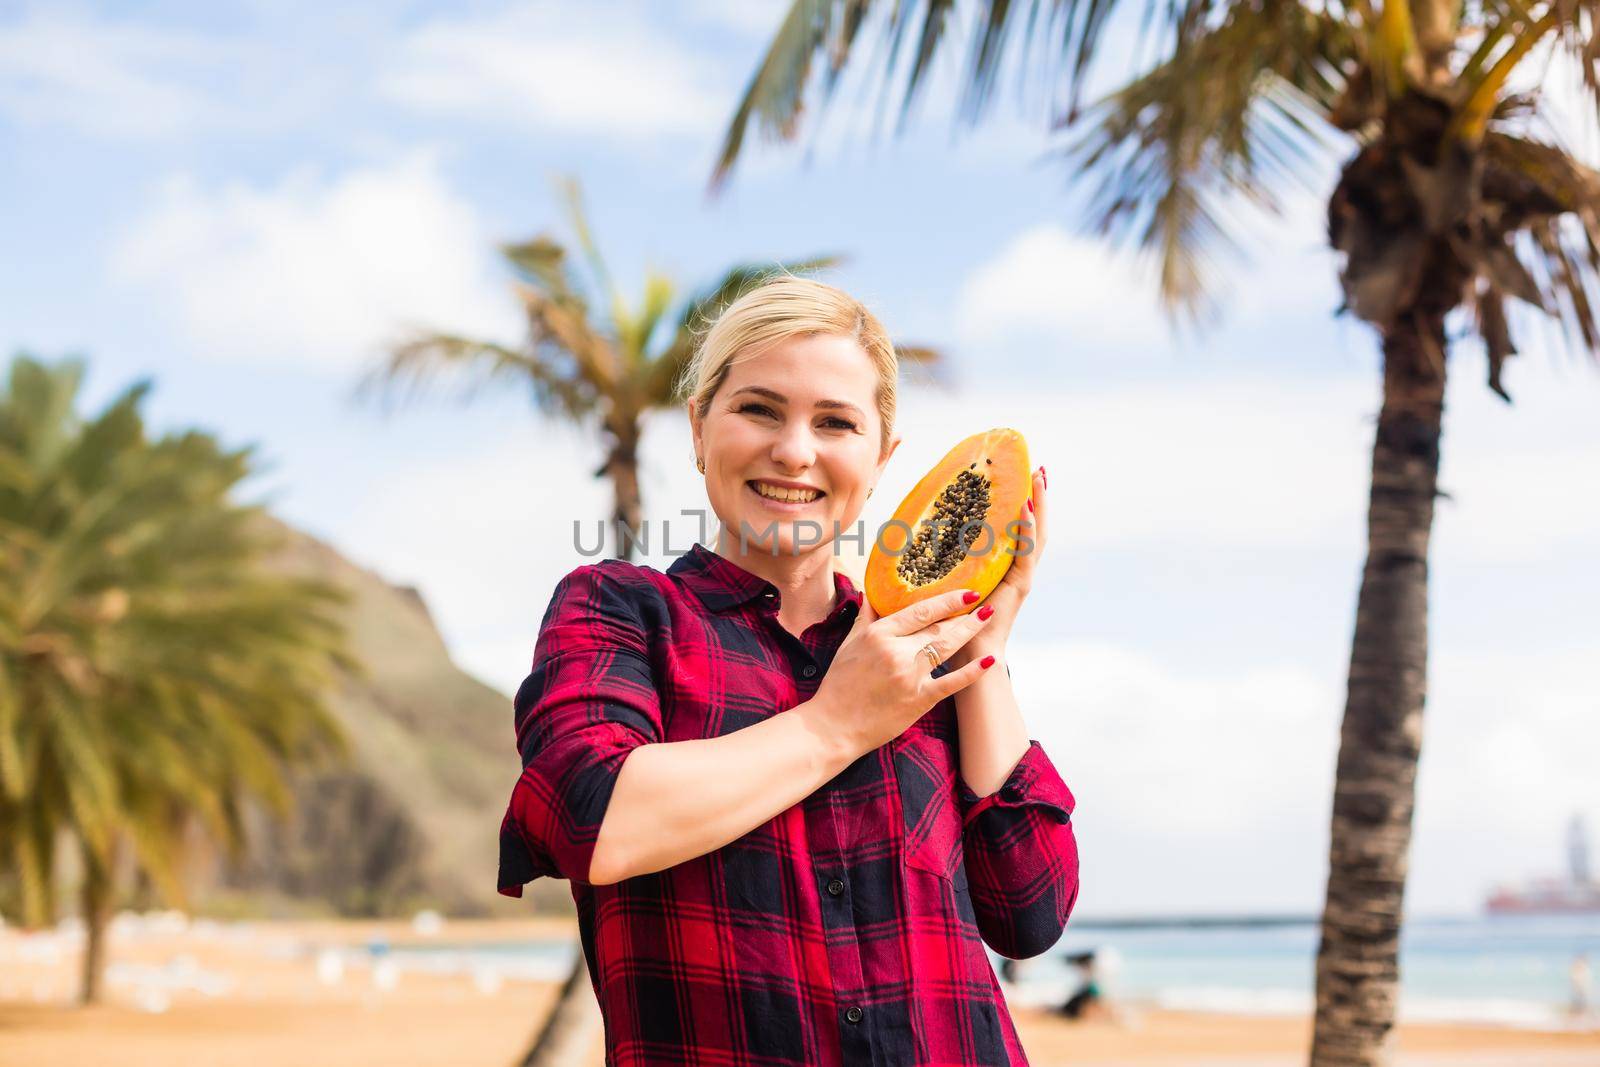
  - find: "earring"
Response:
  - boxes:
[696,457,706,474]
[867,487,874,499]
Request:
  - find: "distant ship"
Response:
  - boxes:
[1486,814,1600,915]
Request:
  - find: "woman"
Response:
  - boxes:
[497,276,1080,1065]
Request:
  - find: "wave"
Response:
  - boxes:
[1007,980,1595,1032]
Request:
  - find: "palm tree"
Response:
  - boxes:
[0,353,356,1004]
[709,4,1600,1065]
[358,174,942,1066]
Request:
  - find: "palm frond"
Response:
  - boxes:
[1450,10,1560,145]
[1466,131,1600,397]
[1552,0,1600,119]
[712,0,846,192]
[894,343,943,363]
[888,0,960,135]
[516,286,625,390]
[1373,0,1422,97]
[0,354,88,469]
[618,271,678,372]
[711,0,1164,192]
[500,236,590,315]
[1055,0,1352,317]
[353,333,596,421]
[893,342,958,389]
[553,174,626,328]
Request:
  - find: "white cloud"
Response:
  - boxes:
[955,225,1170,358]
[0,9,222,138]
[1511,48,1600,169]
[1004,634,1600,917]
[1014,641,1338,835]
[1225,179,1348,323]
[866,378,1376,554]
[1008,638,1341,915]
[303,408,711,697]
[682,0,790,36]
[108,152,521,373]
[321,416,613,692]
[955,200,1348,370]
[1409,645,1600,914]
[1430,353,1600,564]
[378,3,731,142]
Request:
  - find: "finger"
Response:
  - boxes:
[927,652,998,701]
[840,588,876,645]
[912,607,995,660]
[852,590,877,630]
[1007,470,1046,583]
[1032,465,1049,552]
[883,586,979,638]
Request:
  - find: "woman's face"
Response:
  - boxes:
[691,332,899,559]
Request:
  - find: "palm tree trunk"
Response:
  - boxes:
[608,431,644,562]
[78,834,120,1006]
[516,948,602,1067]
[1311,315,1447,1066]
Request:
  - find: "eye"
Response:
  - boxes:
[738,402,778,418]
[821,416,857,430]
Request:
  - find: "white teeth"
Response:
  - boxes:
[752,481,820,503]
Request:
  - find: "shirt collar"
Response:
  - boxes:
[667,542,864,621]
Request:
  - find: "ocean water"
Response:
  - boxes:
[1005,913,1600,1029]
[381,914,1600,1031]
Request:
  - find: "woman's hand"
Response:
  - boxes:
[812,587,999,756]
[947,465,1047,671]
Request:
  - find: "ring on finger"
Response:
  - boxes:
[918,643,941,671]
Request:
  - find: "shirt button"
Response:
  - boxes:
[845,1006,863,1024]
[826,878,844,896]
[802,664,818,678]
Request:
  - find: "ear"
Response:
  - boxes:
[876,432,902,481]
[687,400,702,454]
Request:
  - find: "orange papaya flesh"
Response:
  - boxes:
[864,428,1032,617]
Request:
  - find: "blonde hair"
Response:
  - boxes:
[677,274,898,454]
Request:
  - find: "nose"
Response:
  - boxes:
[769,420,817,473]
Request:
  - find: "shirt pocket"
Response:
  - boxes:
[891,722,965,883]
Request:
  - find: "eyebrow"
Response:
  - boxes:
[729,386,865,421]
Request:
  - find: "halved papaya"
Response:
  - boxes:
[864,428,1032,617]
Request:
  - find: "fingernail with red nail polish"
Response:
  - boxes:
[1026,498,1034,513]
[962,590,980,604]
[1042,466,1048,488]
[980,655,996,669]
[977,605,994,620]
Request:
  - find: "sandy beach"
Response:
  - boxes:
[2,915,1596,1067]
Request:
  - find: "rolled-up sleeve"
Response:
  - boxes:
[956,739,1079,959]
[497,565,663,896]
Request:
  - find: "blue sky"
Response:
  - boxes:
[5,0,1597,918]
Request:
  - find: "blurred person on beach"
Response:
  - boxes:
[1057,950,1106,1021]
[495,275,1078,1065]
[1573,953,1593,1021]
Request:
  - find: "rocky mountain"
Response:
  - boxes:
[206,513,566,918]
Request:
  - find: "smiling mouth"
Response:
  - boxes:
[747,480,825,504]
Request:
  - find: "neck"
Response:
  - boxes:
[711,527,838,623]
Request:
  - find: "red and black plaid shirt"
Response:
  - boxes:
[498,541,1080,1065]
